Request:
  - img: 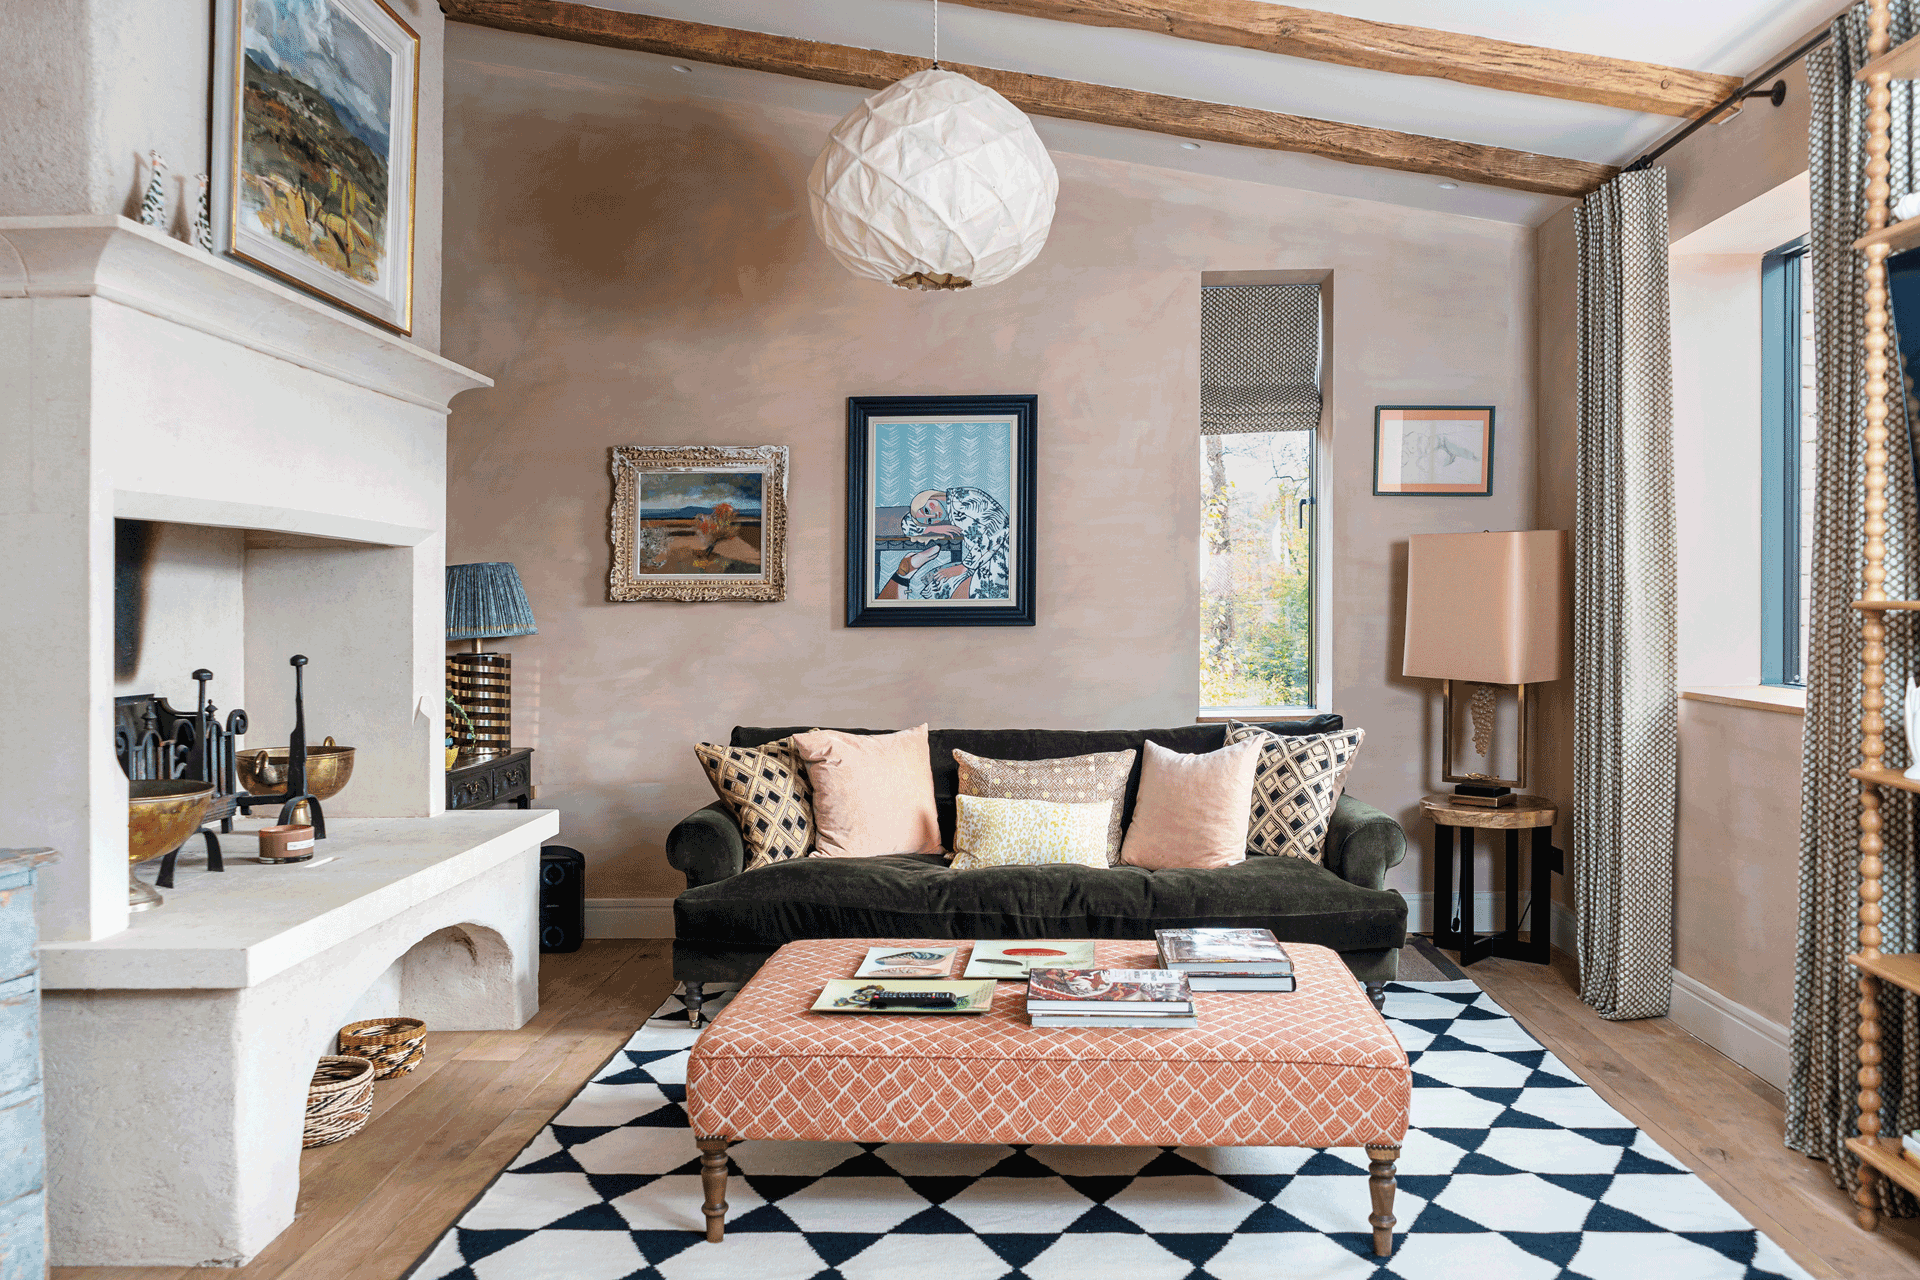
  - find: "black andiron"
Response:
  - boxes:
[114,667,249,886]
[233,655,329,840]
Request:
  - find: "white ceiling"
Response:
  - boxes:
[519,0,1849,224]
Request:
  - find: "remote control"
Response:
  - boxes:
[866,992,962,1009]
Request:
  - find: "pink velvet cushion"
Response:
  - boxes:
[792,725,944,858]
[1118,737,1264,870]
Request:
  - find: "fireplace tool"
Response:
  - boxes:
[234,655,330,840]
[114,666,249,890]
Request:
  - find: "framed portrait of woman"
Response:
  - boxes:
[846,395,1037,627]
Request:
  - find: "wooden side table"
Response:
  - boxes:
[1421,794,1562,966]
[447,748,535,811]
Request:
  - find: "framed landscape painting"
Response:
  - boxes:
[846,395,1037,627]
[1373,406,1495,496]
[609,445,788,602]
[212,0,420,333]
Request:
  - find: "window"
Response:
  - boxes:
[1760,236,1813,687]
[1199,283,1322,712]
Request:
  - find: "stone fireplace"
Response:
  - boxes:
[1,215,556,1265]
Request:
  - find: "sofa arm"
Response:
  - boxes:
[1323,794,1405,891]
[666,802,746,889]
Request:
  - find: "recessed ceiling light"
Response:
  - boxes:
[671,64,692,73]
[1437,181,1459,189]
[1180,142,1201,151]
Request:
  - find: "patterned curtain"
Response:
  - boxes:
[1200,284,1323,435]
[1572,168,1678,1022]
[1789,1,1920,1214]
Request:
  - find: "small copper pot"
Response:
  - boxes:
[258,825,316,863]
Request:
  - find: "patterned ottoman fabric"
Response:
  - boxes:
[687,938,1409,1150]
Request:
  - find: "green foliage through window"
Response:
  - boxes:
[1201,431,1313,709]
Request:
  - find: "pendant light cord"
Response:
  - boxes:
[932,0,940,68]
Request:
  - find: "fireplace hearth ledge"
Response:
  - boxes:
[38,808,558,1266]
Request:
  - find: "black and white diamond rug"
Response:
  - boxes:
[409,980,1813,1280]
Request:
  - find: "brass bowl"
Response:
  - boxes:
[237,741,356,802]
[128,780,216,866]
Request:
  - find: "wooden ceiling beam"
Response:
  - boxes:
[441,0,1617,198]
[942,0,1743,119]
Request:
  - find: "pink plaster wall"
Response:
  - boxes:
[440,43,1536,900]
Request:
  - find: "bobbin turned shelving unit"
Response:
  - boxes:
[1846,0,1920,1228]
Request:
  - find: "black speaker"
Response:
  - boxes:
[539,845,586,953]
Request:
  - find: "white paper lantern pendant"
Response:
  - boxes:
[809,67,1059,291]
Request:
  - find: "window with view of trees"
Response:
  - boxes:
[1200,282,1323,712]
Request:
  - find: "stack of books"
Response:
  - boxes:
[1025,968,1197,1028]
[1155,927,1295,991]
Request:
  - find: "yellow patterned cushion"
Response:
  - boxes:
[953,748,1136,865]
[694,738,815,871]
[1226,722,1366,863]
[949,794,1113,871]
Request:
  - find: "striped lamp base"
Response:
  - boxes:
[448,653,512,756]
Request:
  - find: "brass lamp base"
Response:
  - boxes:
[1440,680,1528,804]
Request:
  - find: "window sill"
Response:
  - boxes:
[1679,685,1806,716]
[1197,709,1327,724]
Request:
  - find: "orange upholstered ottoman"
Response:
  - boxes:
[685,938,1411,1256]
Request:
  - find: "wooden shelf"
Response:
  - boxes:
[1849,766,1920,794]
[1847,1135,1920,1199]
[1853,218,1920,256]
[1854,952,1920,996]
[1852,598,1920,610]
[1858,32,1920,84]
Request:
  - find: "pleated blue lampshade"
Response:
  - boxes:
[446,563,538,642]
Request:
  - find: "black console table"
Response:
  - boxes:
[447,748,535,811]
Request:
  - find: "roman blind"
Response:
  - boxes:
[1201,283,1323,435]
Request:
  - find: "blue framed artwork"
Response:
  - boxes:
[846,396,1037,627]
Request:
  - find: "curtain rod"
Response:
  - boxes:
[1625,27,1834,173]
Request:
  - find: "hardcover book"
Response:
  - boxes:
[1187,975,1297,992]
[964,940,1098,979]
[1155,928,1292,973]
[812,979,996,1014]
[1030,1013,1200,1029]
[1025,968,1194,1013]
[854,946,961,979]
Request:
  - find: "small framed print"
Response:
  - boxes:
[846,395,1037,627]
[1373,406,1495,496]
[608,445,788,602]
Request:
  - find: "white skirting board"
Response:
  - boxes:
[1399,889,1577,944]
[585,898,676,938]
[1666,967,1791,1091]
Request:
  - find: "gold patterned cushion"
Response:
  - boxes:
[1225,722,1367,863]
[953,747,1136,865]
[949,794,1113,871]
[694,738,816,871]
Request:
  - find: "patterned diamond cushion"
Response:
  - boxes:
[1226,722,1366,863]
[694,738,815,871]
[953,747,1136,865]
[949,794,1113,871]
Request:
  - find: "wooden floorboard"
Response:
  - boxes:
[1460,948,1920,1280]
[48,939,672,1280]
[52,936,1920,1279]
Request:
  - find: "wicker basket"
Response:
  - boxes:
[337,1016,428,1078]
[304,1055,375,1148]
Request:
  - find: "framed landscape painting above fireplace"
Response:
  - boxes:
[609,445,789,602]
[846,395,1037,627]
[212,0,420,333]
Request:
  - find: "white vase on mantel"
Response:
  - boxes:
[1906,676,1920,779]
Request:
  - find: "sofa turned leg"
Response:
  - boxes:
[1365,981,1386,1012]
[1366,1143,1399,1257]
[696,1137,729,1242]
[682,980,708,1028]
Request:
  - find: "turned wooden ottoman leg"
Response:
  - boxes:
[696,1137,729,1242]
[1366,1143,1400,1257]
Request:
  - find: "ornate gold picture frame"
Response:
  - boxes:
[609,445,788,602]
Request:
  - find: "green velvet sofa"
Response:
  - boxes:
[666,720,1408,1025]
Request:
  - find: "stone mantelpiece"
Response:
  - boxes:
[0,215,492,944]
[40,810,557,1266]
